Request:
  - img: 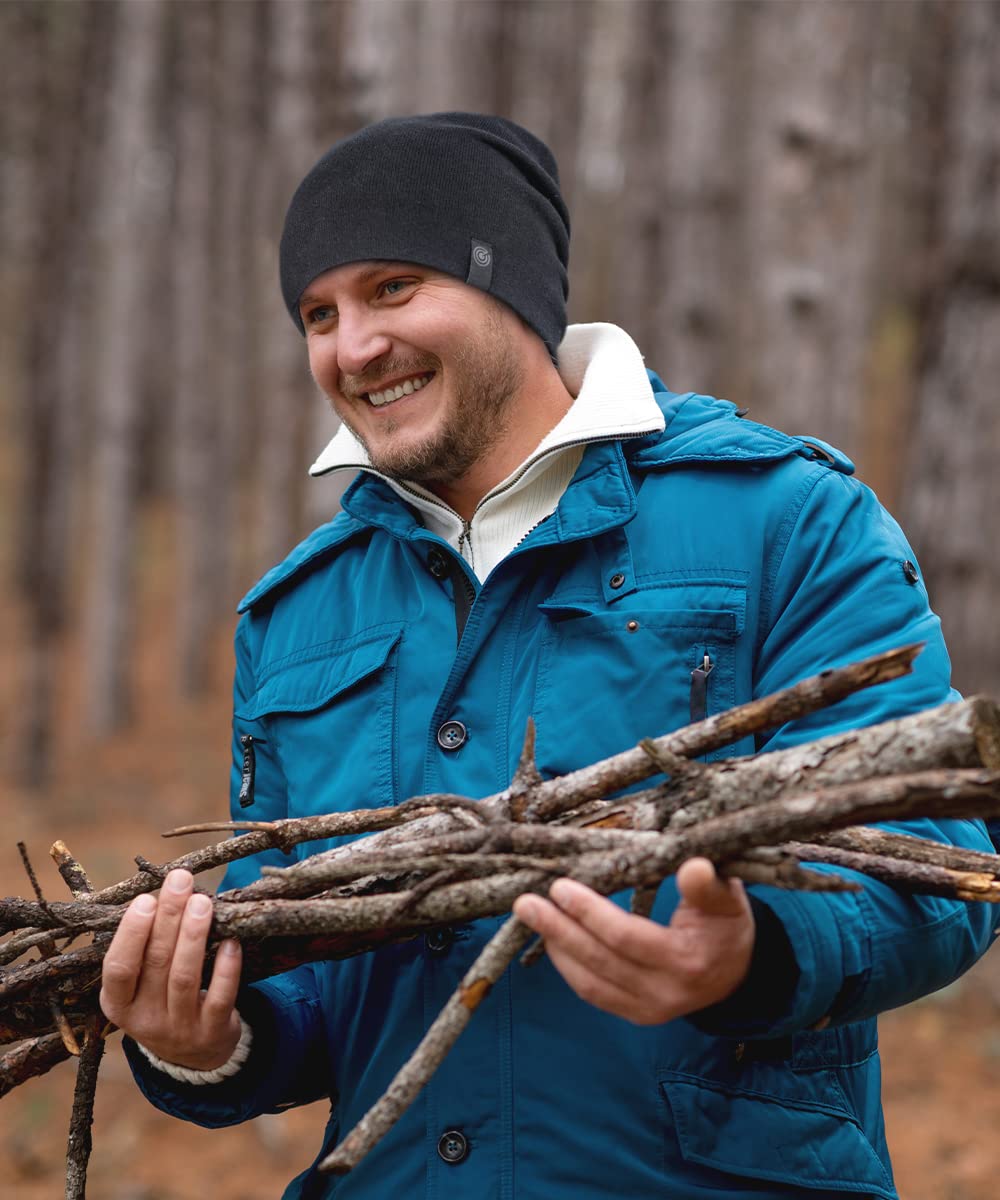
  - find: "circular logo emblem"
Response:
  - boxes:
[473,245,492,267]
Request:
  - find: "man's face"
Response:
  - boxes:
[301,261,528,487]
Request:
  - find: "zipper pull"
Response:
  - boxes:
[457,521,474,570]
[689,654,714,723]
[238,734,256,808]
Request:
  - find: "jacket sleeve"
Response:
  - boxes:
[700,464,995,1039]
[124,611,333,1126]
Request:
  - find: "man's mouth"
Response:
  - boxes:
[364,372,435,408]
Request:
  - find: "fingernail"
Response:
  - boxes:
[189,893,212,917]
[515,897,538,923]
[166,870,190,893]
[549,879,575,907]
[132,894,156,915]
[221,939,240,957]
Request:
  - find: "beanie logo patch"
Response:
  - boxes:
[467,240,494,291]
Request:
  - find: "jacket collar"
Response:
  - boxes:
[239,369,828,613]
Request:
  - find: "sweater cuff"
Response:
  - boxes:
[134,1013,253,1086]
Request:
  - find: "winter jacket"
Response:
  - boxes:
[126,378,995,1199]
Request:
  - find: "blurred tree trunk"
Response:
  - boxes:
[84,0,166,734]
[613,0,670,358]
[736,0,879,451]
[217,0,263,598]
[251,0,319,575]
[566,0,630,327]
[299,0,358,534]
[414,0,507,114]
[507,0,592,206]
[10,2,105,781]
[902,0,1000,698]
[857,0,947,507]
[341,0,420,124]
[172,0,221,694]
[648,0,743,395]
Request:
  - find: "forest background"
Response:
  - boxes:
[1,1,999,1198]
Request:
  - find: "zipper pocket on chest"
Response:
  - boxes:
[689,653,714,723]
[238,734,257,807]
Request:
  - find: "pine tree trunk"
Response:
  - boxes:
[172,0,222,695]
[651,0,743,396]
[901,0,1000,698]
[84,0,167,734]
[736,0,879,452]
[252,0,319,575]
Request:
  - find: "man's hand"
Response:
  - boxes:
[100,868,243,1071]
[511,858,755,1025]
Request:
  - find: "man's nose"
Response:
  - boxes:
[335,310,392,377]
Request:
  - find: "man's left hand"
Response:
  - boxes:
[512,858,755,1025]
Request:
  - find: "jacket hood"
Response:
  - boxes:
[631,373,855,474]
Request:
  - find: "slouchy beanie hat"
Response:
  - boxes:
[279,112,571,359]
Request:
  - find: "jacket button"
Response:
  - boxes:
[425,927,455,955]
[437,1129,469,1164]
[901,559,919,584]
[437,720,468,750]
[609,572,625,589]
[427,549,449,579]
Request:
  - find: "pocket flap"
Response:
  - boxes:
[660,1072,896,1197]
[236,626,403,720]
[539,578,747,635]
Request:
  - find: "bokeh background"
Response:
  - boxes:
[2,1,999,1197]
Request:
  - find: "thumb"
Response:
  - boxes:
[675,857,747,918]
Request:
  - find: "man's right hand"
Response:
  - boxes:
[100,868,243,1072]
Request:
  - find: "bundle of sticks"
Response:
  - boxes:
[3,643,1000,1196]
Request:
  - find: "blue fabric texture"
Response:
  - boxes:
[126,379,995,1199]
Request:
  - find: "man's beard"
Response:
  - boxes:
[336,307,524,488]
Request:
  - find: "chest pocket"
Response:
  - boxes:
[531,581,746,781]
[235,624,403,826]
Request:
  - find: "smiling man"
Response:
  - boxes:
[103,113,995,1200]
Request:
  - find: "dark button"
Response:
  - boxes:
[437,720,468,751]
[427,549,448,580]
[902,559,919,584]
[609,572,626,589]
[437,1129,469,1164]
[425,927,455,955]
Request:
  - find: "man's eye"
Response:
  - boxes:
[305,306,336,325]
[380,279,411,297]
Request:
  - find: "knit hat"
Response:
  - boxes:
[279,112,570,359]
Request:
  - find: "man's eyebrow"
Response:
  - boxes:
[298,262,419,311]
[298,290,331,311]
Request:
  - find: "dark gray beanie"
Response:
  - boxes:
[279,112,570,359]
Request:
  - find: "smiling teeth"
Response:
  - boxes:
[368,374,432,407]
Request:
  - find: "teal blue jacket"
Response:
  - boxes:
[127,379,994,1199]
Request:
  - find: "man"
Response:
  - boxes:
[101,113,994,1199]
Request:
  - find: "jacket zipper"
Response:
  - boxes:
[238,734,257,808]
[689,653,714,723]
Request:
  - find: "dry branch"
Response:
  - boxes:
[65,1018,105,1200]
[2,645,1000,1192]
